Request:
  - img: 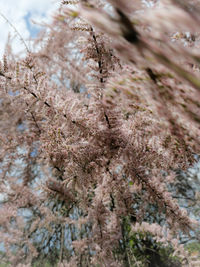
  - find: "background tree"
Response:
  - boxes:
[0,0,200,266]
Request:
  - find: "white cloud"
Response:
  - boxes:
[0,0,60,57]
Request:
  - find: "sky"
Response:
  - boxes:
[0,0,157,57]
[0,0,60,56]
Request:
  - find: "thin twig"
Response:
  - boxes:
[0,12,29,53]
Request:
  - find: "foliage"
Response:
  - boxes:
[0,0,200,266]
[184,240,200,262]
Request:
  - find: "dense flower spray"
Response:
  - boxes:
[0,0,200,266]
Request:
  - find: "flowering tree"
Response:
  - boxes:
[0,0,200,266]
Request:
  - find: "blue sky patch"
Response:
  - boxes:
[24,12,40,38]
